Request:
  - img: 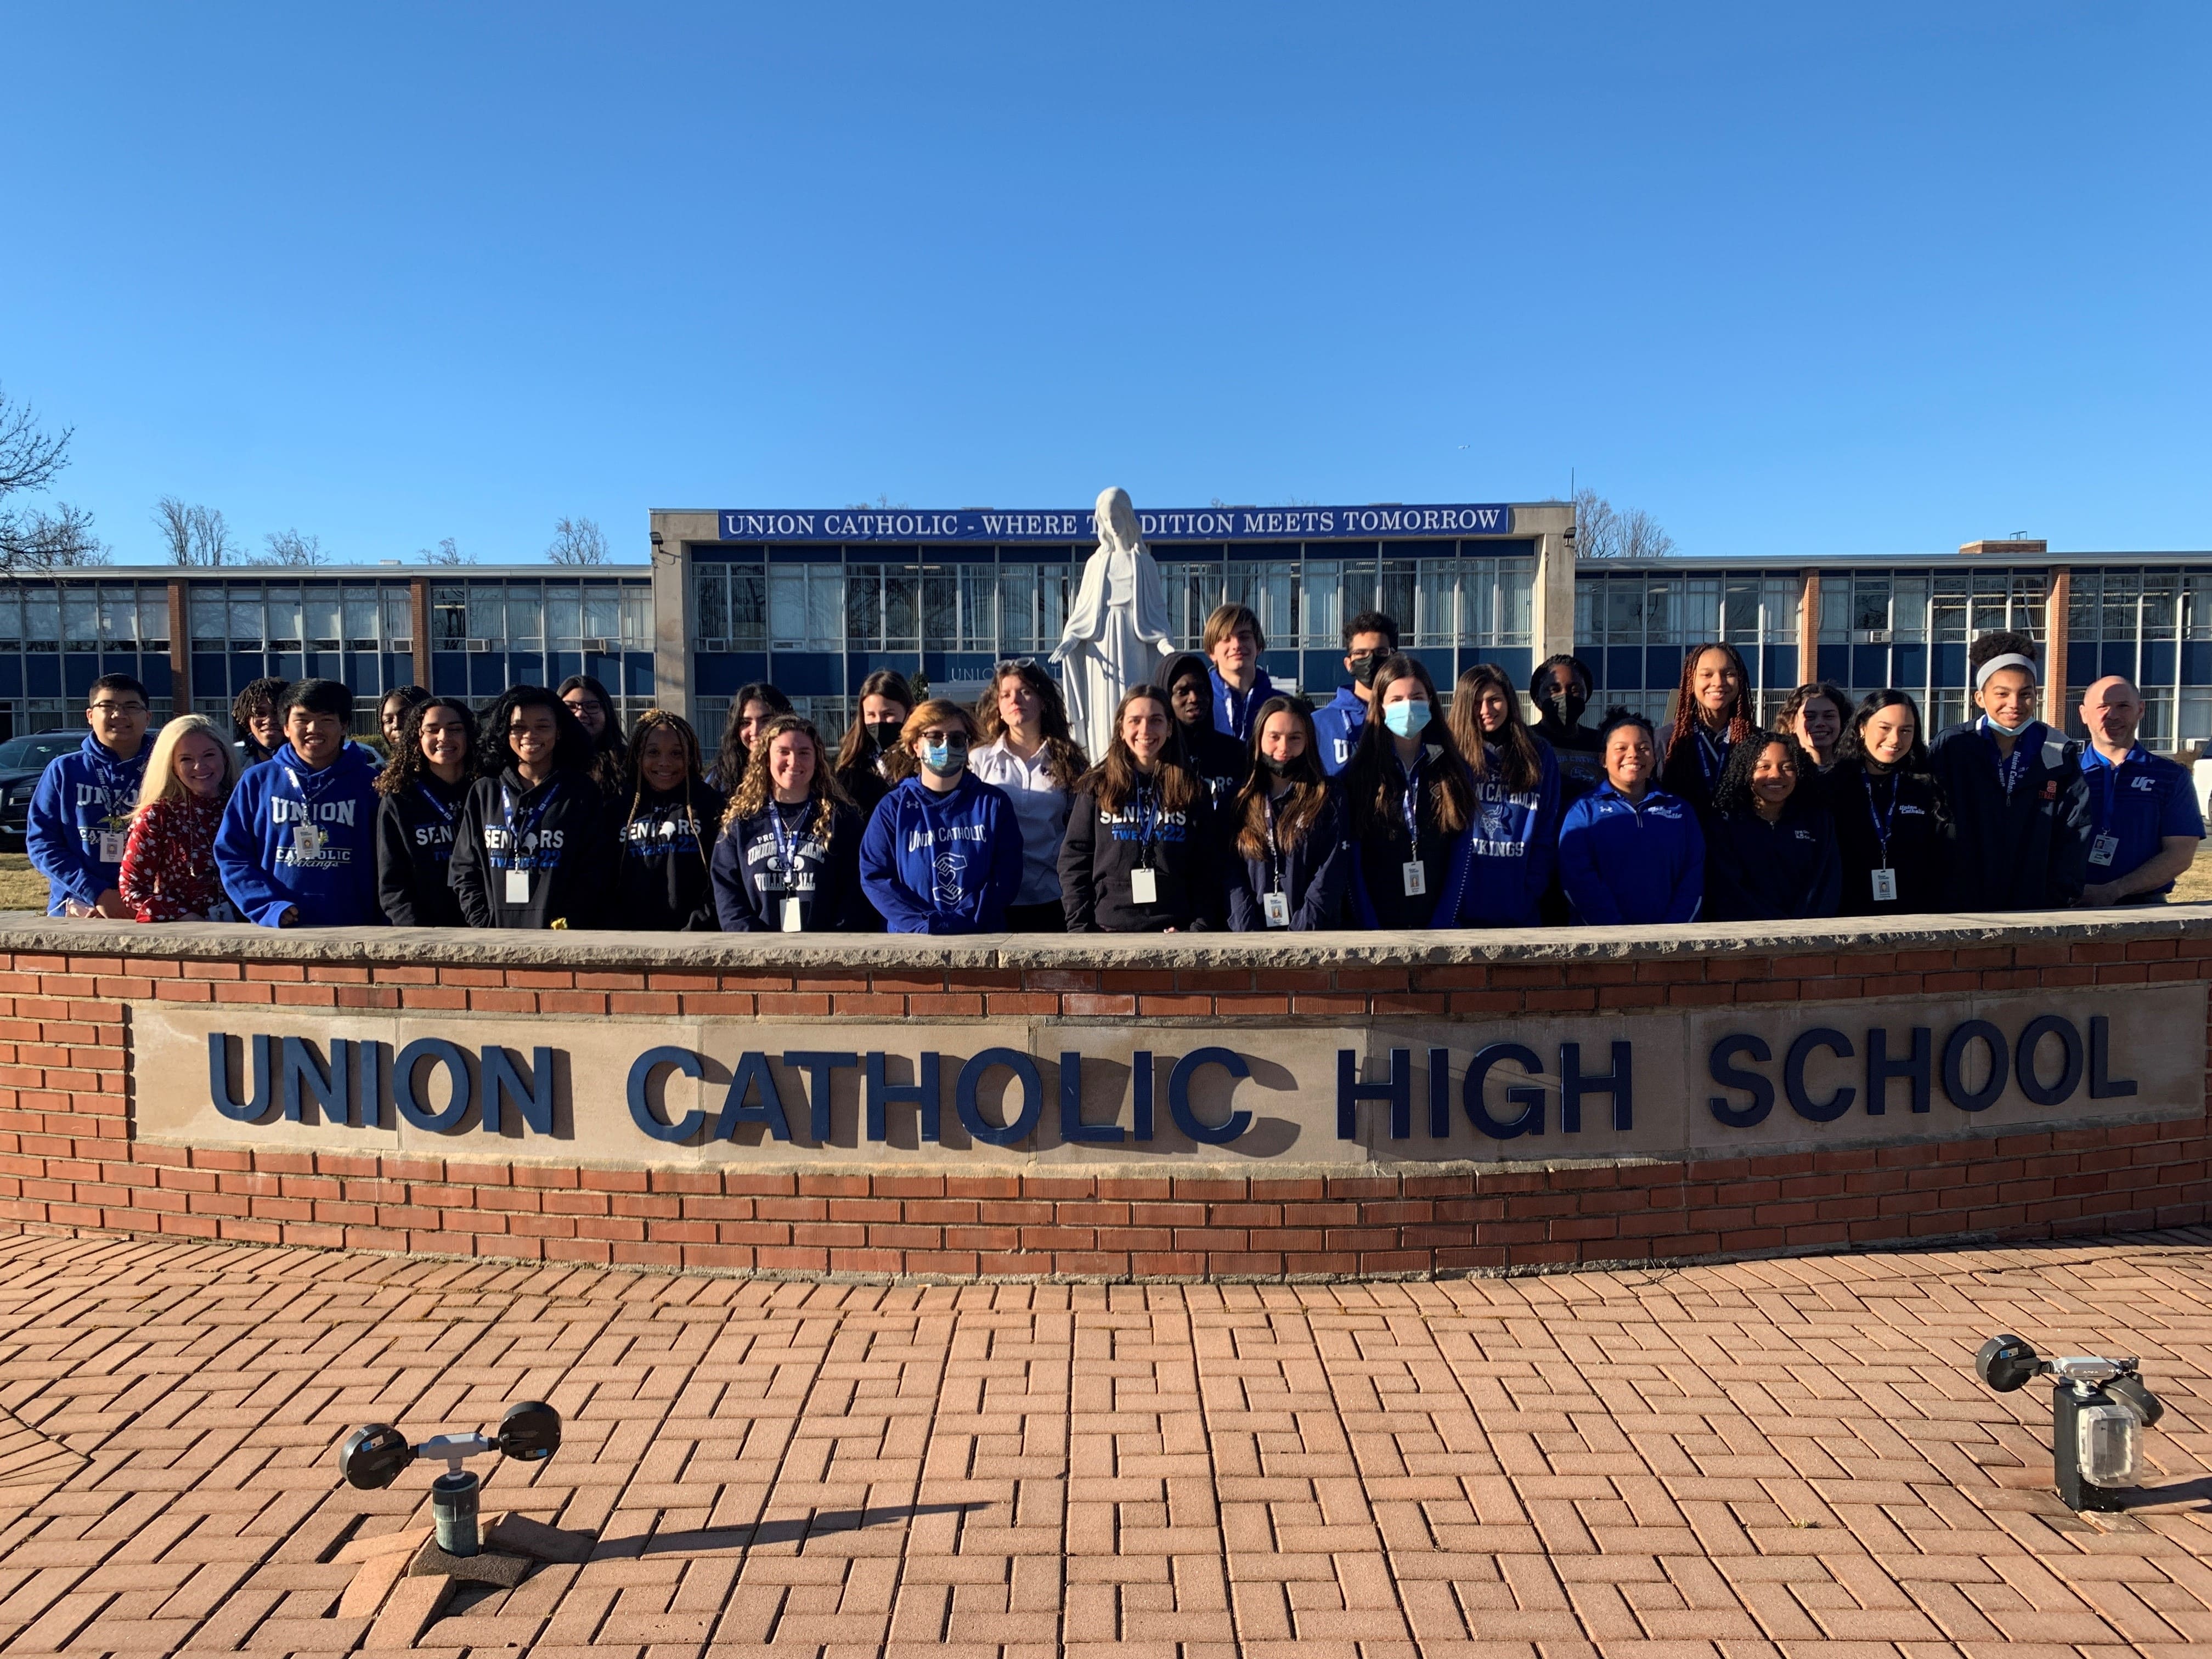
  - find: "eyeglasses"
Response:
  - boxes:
[89,702,146,715]
[994,658,1036,673]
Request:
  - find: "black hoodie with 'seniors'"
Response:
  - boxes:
[606,780,727,932]
[448,766,608,929]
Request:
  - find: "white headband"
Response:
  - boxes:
[1974,652,2038,690]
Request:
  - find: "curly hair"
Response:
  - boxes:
[375,696,476,798]
[724,713,850,843]
[477,686,598,781]
[1709,728,1812,817]
[1659,643,1755,778]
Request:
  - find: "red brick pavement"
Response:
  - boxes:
[4,1226,2212,1656]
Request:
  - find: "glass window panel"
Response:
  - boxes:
[506,586,543,645]
[1414,562,1457,647]
[997,567,1034,651]
[342,588,378,649]
[884,569,918,645]
[621,588,651,646]
[139,589,170,648]
[923,572,957,645]
[1038,562,1068,648]
[383,588,414,645]
[467,588,504,644]
[583,586,619,642]
[1336,560,1374,631]
[2012,573,2047,637]
[2101,572,2138,647]
[431,586,467,646]
[2069,571,2100,641]
[1379,562,1414,637]
[1498,562,1533,645]
[1723,580,1762,644]
[27,589,58,649]
[730,566,766,646]
[545,586,582,646]
[265,586,301,650]
[1463,561,1493,641]
[191,590,223,642]
[64,591,97,650]
[2142,688,2173,747]
[1299,560,1342,648]
[695,568,728,643]
[98,588,133,646]
[768,569,808,651]
[1674,578,1719,641]
[1888,577,1926,643]
[1574,577,1596,644]
[2187,575,2212,642]
[960,567,996,652]
[2144,574,2180,641]
[1849,579,1890,634]
[229,592,262,646]
[2181,687,2212,743]
[303,588,341,650]
[1603,580,1643,642]
[846,566,882,646]
[0,590,21,647]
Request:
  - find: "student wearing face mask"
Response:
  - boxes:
[1159,651,1250,813]
[1777,683,1850,776]
[1444,662,1561,928]
[375,697,477,927]
[1702,730,1841,922]
[608,709,725,932]
[1312,611,1398,777]
[831,670,916,823]
[1059,686,1222,932]
[1928,632,2091,910]
[859,701,1024,934]
[1341,655,1477,929]
[1556,709,1705,925]
[1226,696,1348,930]
[1829,691,1945,915]
[715,714,867,933]
[971,659,1088,932]
[1530,654,1602,796]
[448,686,608,929]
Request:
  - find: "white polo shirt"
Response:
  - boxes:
[970,737,1070,905]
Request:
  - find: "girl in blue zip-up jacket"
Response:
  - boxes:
[1557,708,1705,925]
[859,701,1024,934]
[1445,662,1561,927]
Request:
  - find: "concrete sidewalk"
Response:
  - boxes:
[2,1232,2211,1657]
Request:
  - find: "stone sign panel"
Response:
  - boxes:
[126,983,2204,1175]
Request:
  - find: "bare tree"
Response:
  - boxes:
[0,387,106,571]
[546,515,608,566]
[257,528,326,567]
[419,536,472,566]
[1574,487,1675,561]
[154,498,236,566]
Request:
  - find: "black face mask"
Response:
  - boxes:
[867,719,905,752]
[1258,753,1294,777]
[1544,688,1589,729]
[1347,652,1384,688]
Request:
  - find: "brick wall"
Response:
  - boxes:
[1,930,2208,1279]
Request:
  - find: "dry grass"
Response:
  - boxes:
[0,854,47,913]
[2171,858,2212,905]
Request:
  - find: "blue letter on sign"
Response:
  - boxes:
[1560,1042,1632,1133]
[627,1046,705,1143]
[1336,1049,1412,1139]
[1059,1052,1122,1144]
[957,1048,1043,1147]
[207,1032,275,1124]
[281,1036,351,1125]
[1785,1029,1855,1123]
[1464,1042,1545,1140]
[1707,1035,1773,1128]
[482,1047,555,1135]
[394,1039,472,1132]
[715,1052,794,1141]
[1170,1047,1250,1145]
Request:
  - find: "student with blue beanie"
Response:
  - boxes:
[26,673,155,918]
[214,679,383,927]
[1445,662,1561,927]
[1311,611,1396,777]
[1557,708,1705,925]
[859,700,1024,934]
[1701,730,1842,922]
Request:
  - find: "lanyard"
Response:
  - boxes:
[1262,789,1284,894]
[283,762,345,811]
[767,800,809,877]
[1696,729,1729,783]
[500,780,562,867]
[416,783,459,828]
[1863,771,1898,864]
[1221,684,1251,740]
[92,744,144,800]
[1133,780,1158,869]
[1400,753,1425,862]
[1979,717,2035,798]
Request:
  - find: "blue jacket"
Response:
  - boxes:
[859,772,1025,934]
[1207,665,1277,743]
[26,733,152,913]
[214,743,384,927]
[1452,738,1561,928]
[2076,741,2205,896]
[1703,803,1842,922]
[1311,686,1367,777]
[1556,782,1705,925]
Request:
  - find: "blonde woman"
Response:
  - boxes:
[711,713,866,932]
[119,715,239,922]
[608,709,724,931]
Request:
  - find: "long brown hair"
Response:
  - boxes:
[621,709,714,870]
[1233,695,1329,861]
[712,681,792,790]
[1344,654,1474,837]
[724,713,849,842]
[1660,642,1754,777]
[973,660,1088,791]
[1448,662,1544,791]
[1076,685,1197,816]
[833,669,917,782]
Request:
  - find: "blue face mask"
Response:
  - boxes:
[1382,700,1431,739]
[920,737,968,775]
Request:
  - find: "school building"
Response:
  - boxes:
[5,502,2206,754]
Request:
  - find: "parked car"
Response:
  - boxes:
[0,731,87,850]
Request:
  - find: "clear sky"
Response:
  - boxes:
[4,3,2207,566]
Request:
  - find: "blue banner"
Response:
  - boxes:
[715,502,1515,544]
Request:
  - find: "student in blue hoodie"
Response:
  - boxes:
[27,673,156,918]
[1201,603,1277,743]
[1557,708,1705,926]
[1702,730,1842,922]
[1444,662,1561,928]
[859,699,1024,934]
[214,679,383,928]
[1311,611,1397,777]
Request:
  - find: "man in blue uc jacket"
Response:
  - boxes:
[26,673,154,917]
[215,679,383,927]
[1311,611,1397,777]
[2074,675,2203,905]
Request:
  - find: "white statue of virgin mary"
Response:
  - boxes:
[1052,487,1176,758]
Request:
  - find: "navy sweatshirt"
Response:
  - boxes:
[1058,774,1224,932]
[447,767,608,929]
[1556,782,1705,925]
[1825,761,1947,916]
[1703,802,1843,922]
[713,798,867,932]
[607,780,727,932]
[376,773,469,927]
[1225,783,1350,930]
[1928,720,2091,910]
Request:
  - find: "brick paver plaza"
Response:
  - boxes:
[4,1228,2212,1656]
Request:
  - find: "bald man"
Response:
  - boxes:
[2075,675,2203,906]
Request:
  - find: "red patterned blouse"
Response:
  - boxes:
[119,793,231,923]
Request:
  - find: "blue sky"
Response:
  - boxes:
[3,3,2207,565]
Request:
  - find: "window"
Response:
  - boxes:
[620,586,651,647]
[266,587,302,651]
[998,562,1070,652]
[0,591,18,647]
[138,589,170,651]
[230,590,263,647]
[431,586,467,647]
[97,587,136,648]
[383,588,414,648]
[1850,579,1890,635]
[507,585,544,647]
[303,588,342,651]
[583,585,619,646]
[343,587,380,650]
[64,590,96,651]
[466,587,504,645]
[769,566,843,651]
[26,590,57,651]
[1889,577,1926,642]
[191,590,224,644]
[1227,557,1295,647]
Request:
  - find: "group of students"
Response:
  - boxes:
[24,606,2204,935]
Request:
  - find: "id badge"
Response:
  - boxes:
[505,868,531,906]
[2089,833,2119,867]
[780,897,804,933]
[1130,868,1159,906]
[293,823,323,857]
[1871,867,1897,903]
[98,830,128,863]
[1262,891,1290,928]
[1402,860,1427,898]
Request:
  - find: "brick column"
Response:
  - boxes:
[167,579,191,713]
[1798,572,1820,687]
[410,578,432,692]
[2046,567,2071,728]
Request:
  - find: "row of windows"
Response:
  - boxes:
[1575,574,1802,648]
[1814,570,2049,644]
[2066,570,2212,644]
[427,583,651,651]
